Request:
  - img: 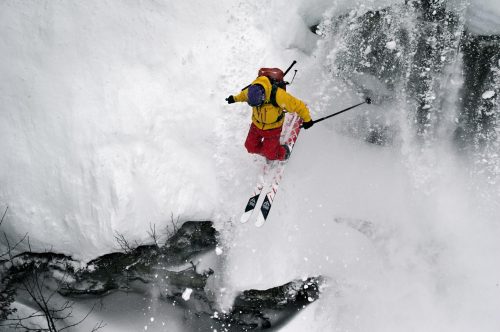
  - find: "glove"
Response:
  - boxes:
[302,120,314,130]
[225,95,235,104]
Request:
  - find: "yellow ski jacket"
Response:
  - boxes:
[233,76,312,130]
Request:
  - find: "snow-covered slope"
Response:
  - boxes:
[1,0,239,257]
[466,0,500,34]
[1,0,500,331]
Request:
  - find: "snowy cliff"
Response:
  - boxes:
[1,0,500,331]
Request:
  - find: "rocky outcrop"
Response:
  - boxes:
[1,221,322,330]
[317,0,499,152]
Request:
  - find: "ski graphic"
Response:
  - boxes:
[240,162,270,223]
[255,114,302,227]
[240,189,262,223]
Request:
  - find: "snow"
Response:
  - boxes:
[385,40,397,50]
[482,90,496,99]
[1,0,500,331]
[182,288,193,301]
[465,0,500,35]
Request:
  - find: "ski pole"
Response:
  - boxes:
[241,60,298,91]
[304,97,372,127]
[283,60,297,77]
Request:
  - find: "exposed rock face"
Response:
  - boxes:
[1,221,322,330]
[317,0,499,154]
[455,34,500,177]
[224,277,322,330]
[321,2,462,142]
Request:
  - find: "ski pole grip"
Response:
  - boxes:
[300,119,315,128]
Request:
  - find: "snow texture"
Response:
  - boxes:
[482,90,496,99]
[1,0,500,331]
[385,40,397,50]
[465,0,500,35]
[182,288,193,301]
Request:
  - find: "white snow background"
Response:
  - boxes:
[1,0,500,331]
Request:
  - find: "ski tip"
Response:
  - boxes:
[240,213,252,224]
[255,215,266,227]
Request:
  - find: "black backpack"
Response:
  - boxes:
[258,68,286,107]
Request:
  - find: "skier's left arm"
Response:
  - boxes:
[275,89,313,124]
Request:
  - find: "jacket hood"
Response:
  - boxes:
[251,76,273,101]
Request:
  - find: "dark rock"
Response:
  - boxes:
[218,277,323,331]
[1,221,324,331]
[323,2,463,141]
[455,33,500,150]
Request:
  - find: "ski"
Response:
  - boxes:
[240,162,270,223]
[240,113,298,224]
[240,186,263,223]
[255,114,303,227]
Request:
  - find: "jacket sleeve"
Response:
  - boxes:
[275,89,312,122]
[233,88,248,103]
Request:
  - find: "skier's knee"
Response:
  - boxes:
[245,141,260,154]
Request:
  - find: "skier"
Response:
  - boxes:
[226,74,314,161]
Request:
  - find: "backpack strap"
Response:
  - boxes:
[270,84,279,108]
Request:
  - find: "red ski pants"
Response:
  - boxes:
[244,123,286,161]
